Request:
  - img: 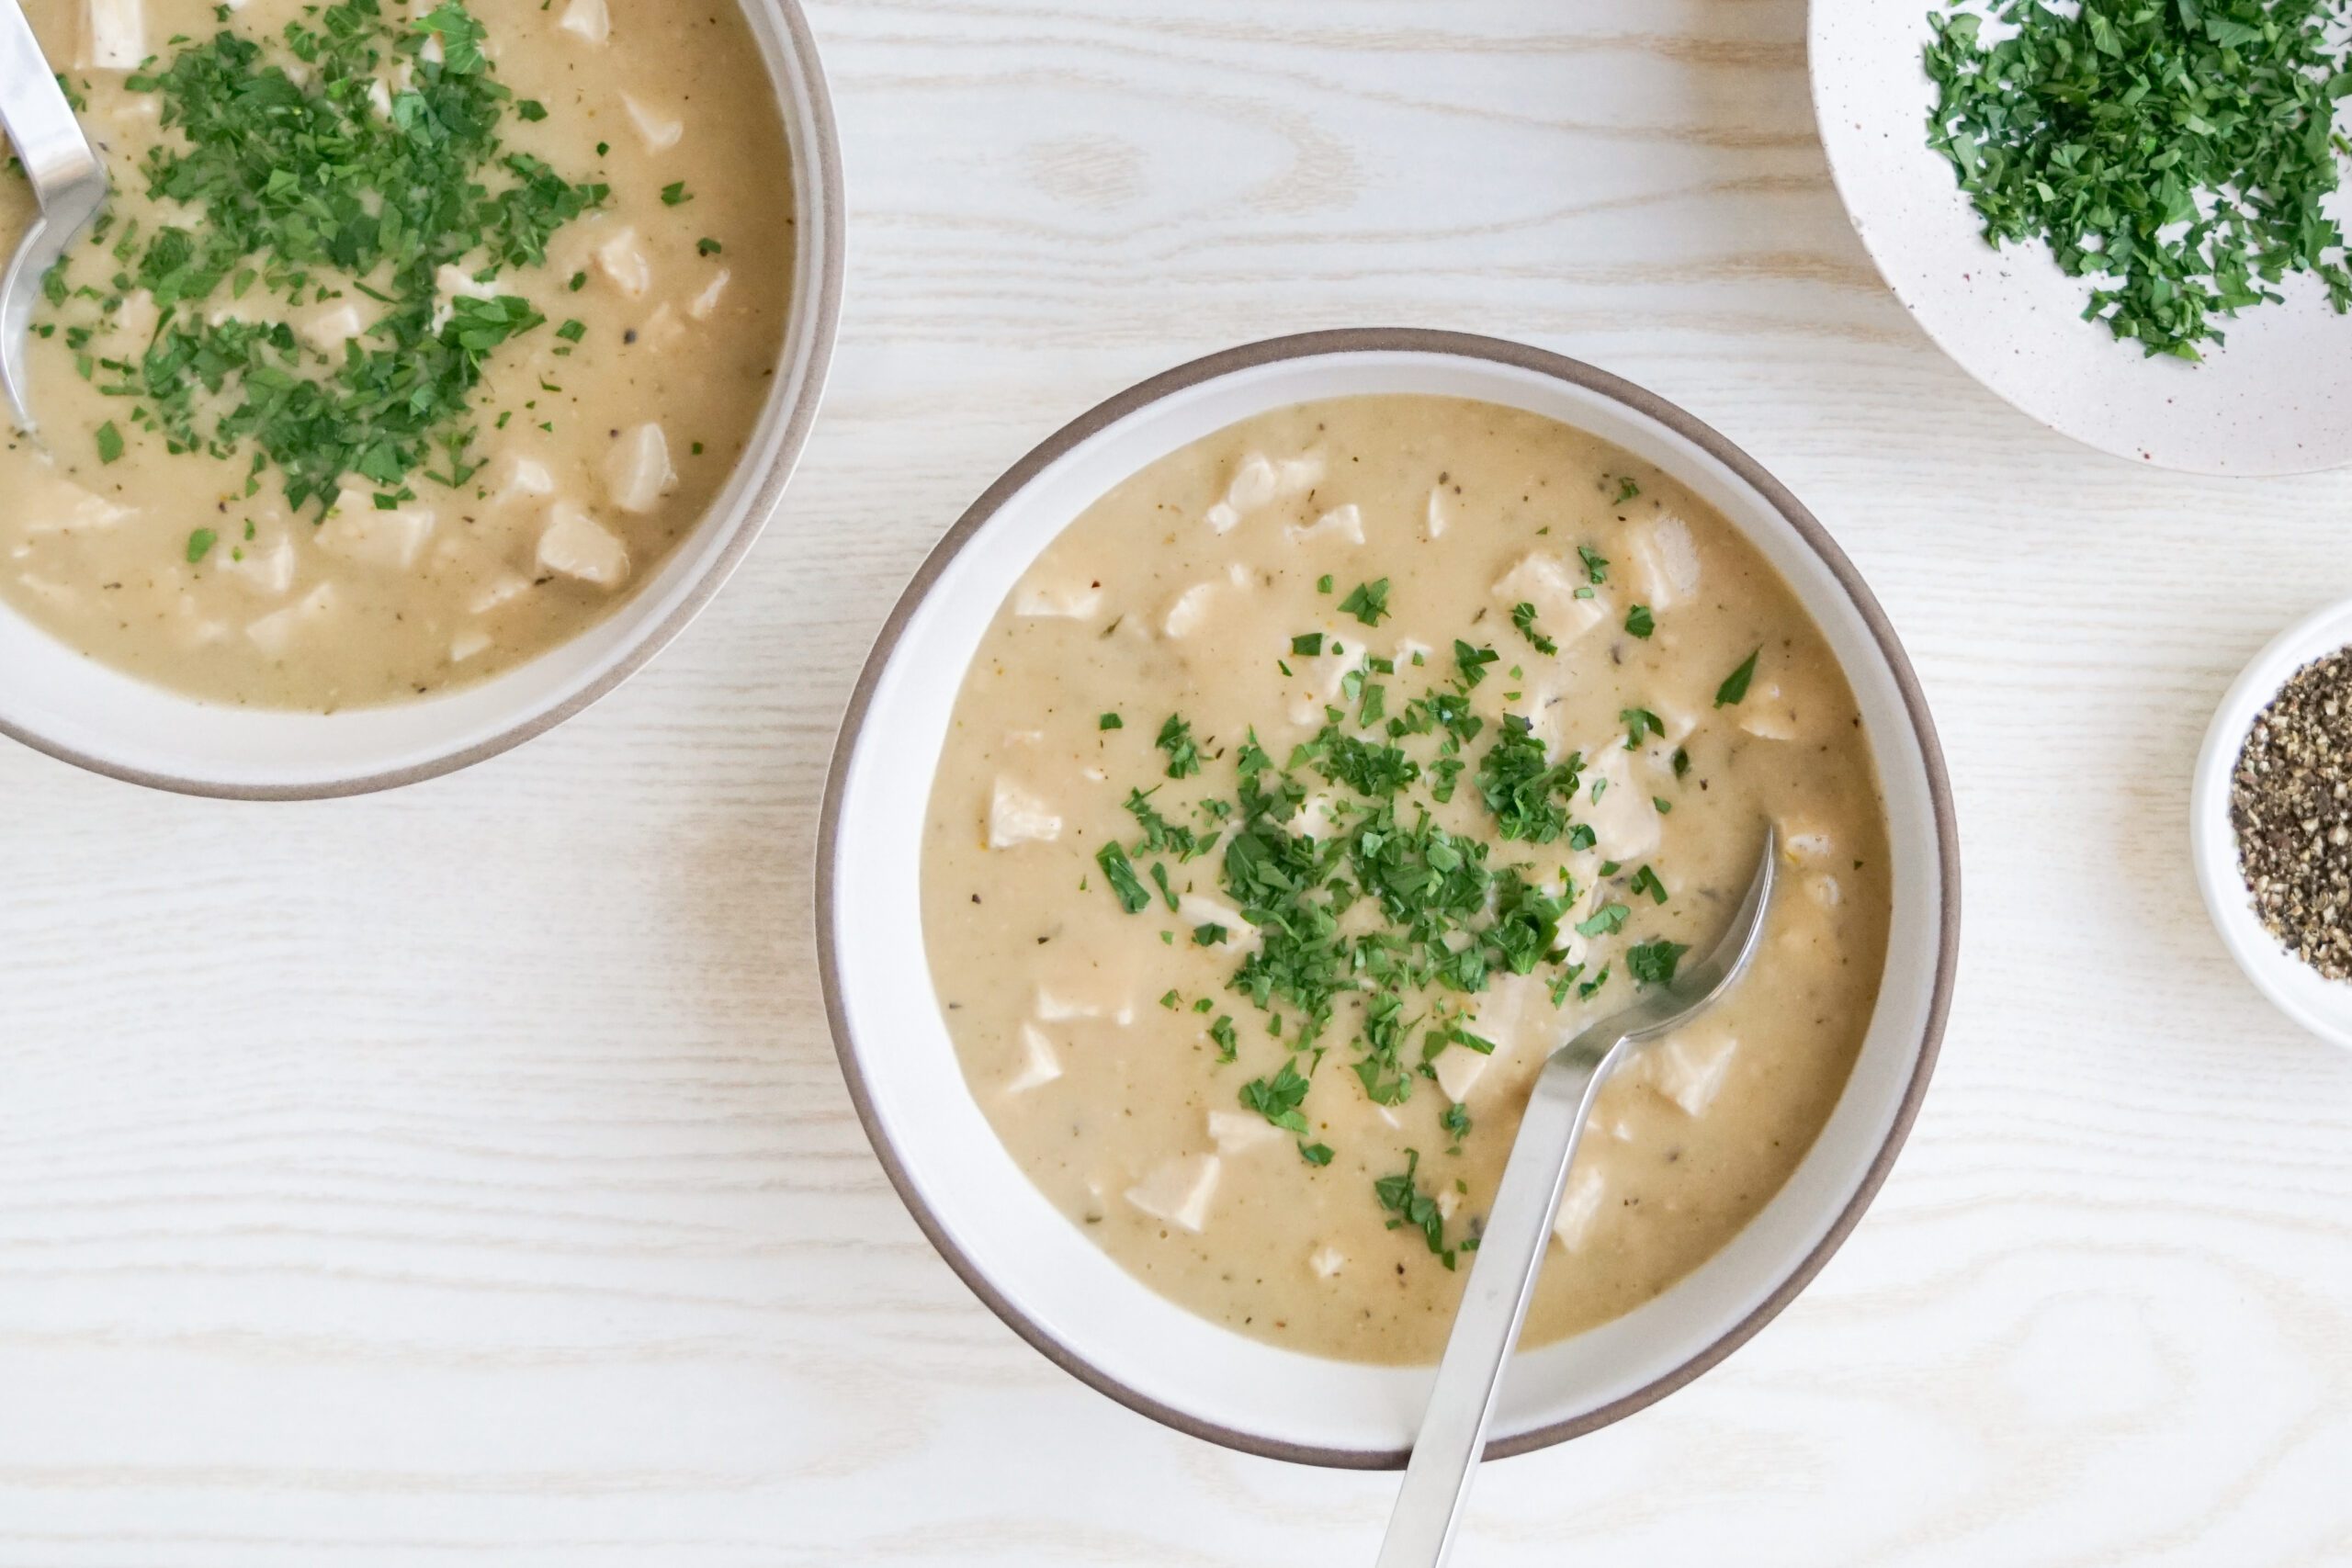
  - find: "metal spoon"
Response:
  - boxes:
[1374,829,1779,1568]
[0,0,107,434]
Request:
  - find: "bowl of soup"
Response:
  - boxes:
[0,0,841,795]
[820,330,1959,1464]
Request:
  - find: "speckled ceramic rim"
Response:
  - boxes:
[0,0,845,801]
[817,328,1962,1470]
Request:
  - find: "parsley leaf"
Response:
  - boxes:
[1715,649,1760,707]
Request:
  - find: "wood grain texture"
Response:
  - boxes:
[6,0,2352,1562]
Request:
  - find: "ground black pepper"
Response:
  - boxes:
[2232,649,2352,979]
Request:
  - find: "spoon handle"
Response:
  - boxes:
[0,0,86,197]
[1372,1032,1622,1568]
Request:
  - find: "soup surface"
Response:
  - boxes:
[922,395,1892,1365]
[0,0,792,708]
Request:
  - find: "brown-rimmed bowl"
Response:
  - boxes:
[820,329,1959,1467]
[0,0,842,799]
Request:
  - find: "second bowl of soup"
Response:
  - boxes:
[821,330,1958,1464]
[0,0,842,795]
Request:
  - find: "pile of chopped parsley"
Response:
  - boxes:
[1924,0,2352,359]
[1093,579,1756,1268]
[42,0,605,509]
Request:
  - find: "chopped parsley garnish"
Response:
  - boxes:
[1577,545,1608,584]
[1156,713,1202,778]
[63,2,606,513]
[1624,604,1655,639]
[1297,1140,1334,1167]
[1291,632,1324,656]
[1925,0,2352,360]
[661,180,694,206]
[1338,578,1391,626]
[1614,476,1640,504]
[1575,901,1630,938]
[95,420,123,464]
[1476,716,1580,843]
[1210,1015,1238,1062]
[1374,1149,1456,1267]
[1240,1059,1311,1133]
[1316,573,1333,593]
[697,236,723,256]
[1510,601,1556,655]
[1095,842,1151,914]
[1099,711,1123,730]
[1715,649,1760,707]
[1628,938,1689,987]
[1621,706,1663,750]
[1629,864,1668,905]
[1453,639,1498,688]
[185,527,218,563]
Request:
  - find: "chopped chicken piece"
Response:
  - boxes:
[244,582,338,656]
[1034,983,1133,1027]
[1159,581,1217,638]
[316,506,435,571]
[595,227,651,298]
[1634,1029,1740,1117]
[1424,486,1450,540]
[1581,744,1663,861]
[220,531,296,598]
[21,475,130,539]
[449,628,493,663]
[1006,1023,1062,1095]
[557,0,609,44]
[537,502,630,588]
[1737,681,1803,741]
[1013,577,1102,619]
[1125,1154,1221,1233]
[687,268,733,321]
[605,423,679,514]
[621,92,684,151]
[1782,827,1835,863]
[1553,1166,1608,1250]
[1309,1244,1346,1279]
[1810,874,1842,908]
[636,303,688,354]
[81,0,144,69]
[1493,551,1608,649]
[1227,454,1281,513]
[987,778,1061,849]
[1208,1111,1283,1157]
[496,456,558,503]
[1626,513,1702,610]
[1286,503,1363,547]
[15,575,77,610]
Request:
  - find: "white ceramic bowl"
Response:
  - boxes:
[820,331,1962,1466]
[1812,0,2352,475]
[2192,597,2352,1049]
[0,0,843,799]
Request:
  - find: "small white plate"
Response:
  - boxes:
[1811,0,2352,475]
[2192,597,2352,1050]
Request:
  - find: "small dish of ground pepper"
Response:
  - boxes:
[2194,597,2352,1049]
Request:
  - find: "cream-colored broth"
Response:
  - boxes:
[922,396,1890,1365]
[0,0,791,709]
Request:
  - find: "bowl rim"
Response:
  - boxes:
[2189,594,2352,1050]
[0,0,847,801]
[817,328,1962,1468]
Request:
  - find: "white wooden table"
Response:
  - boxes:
[8,2,2352,1562]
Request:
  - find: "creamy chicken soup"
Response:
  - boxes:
[0,0,791,708]
[922,396,1891,1365]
